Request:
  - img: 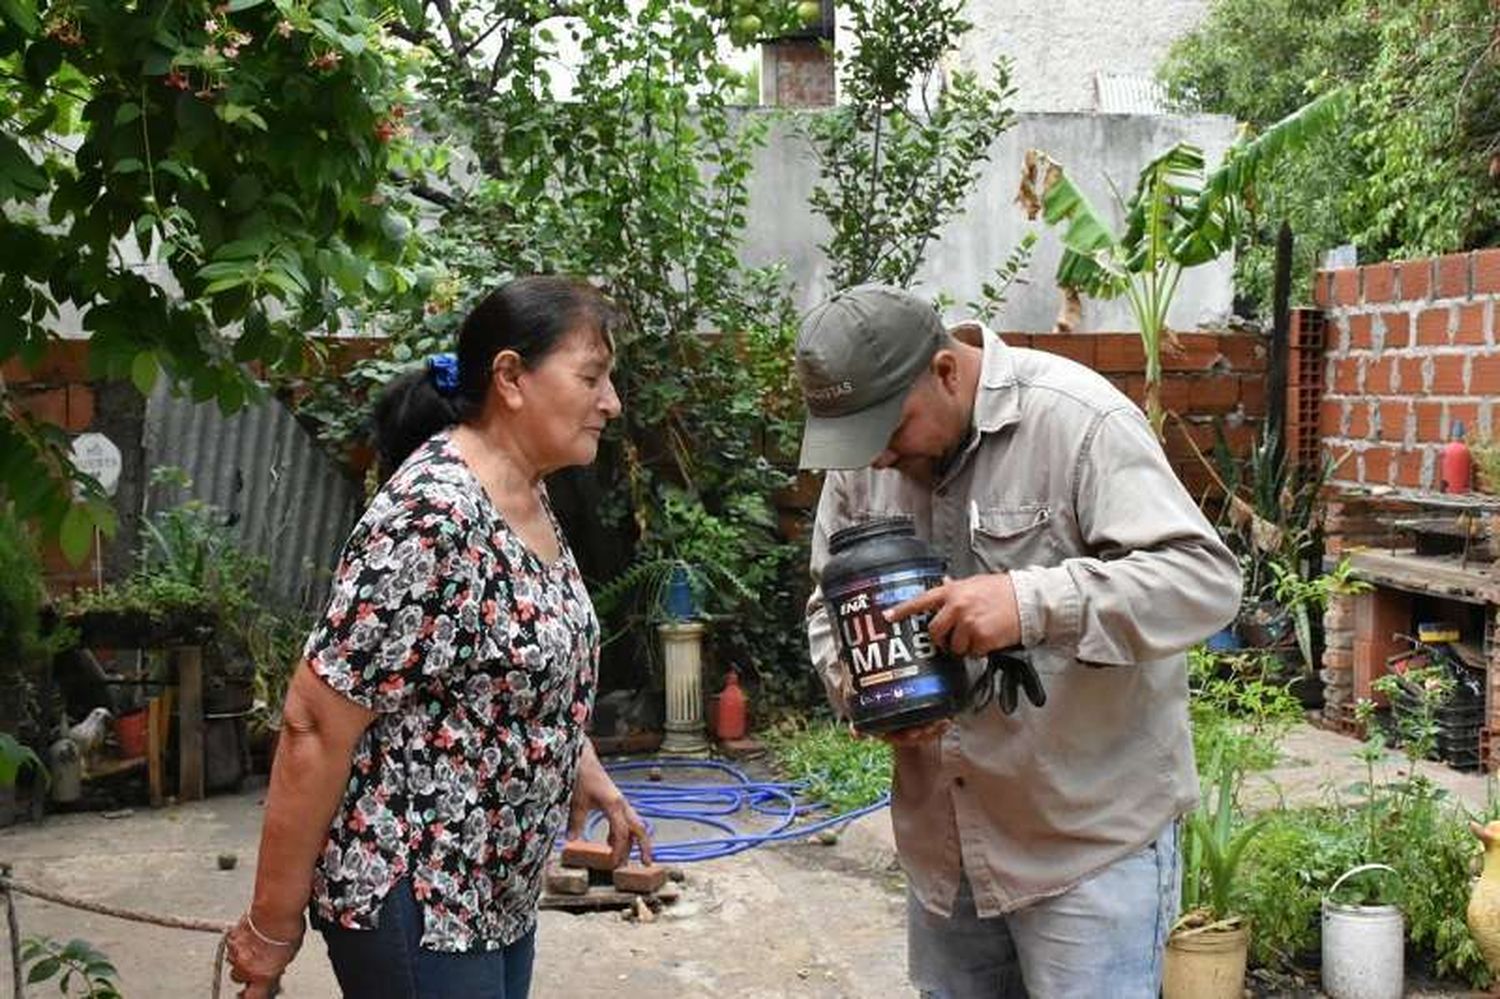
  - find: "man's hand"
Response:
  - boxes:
[569,743,652,867]
[884,573,1021,657]
[226,912,302,998]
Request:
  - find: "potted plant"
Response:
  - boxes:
[1316,698,1408,999]
[1164,745,1265,999]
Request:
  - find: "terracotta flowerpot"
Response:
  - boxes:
[1162,920,1249,999]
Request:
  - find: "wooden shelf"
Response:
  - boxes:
[1345,549,1500,605]
[81,756,146,781]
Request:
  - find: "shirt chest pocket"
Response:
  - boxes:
[970,504,1059,573]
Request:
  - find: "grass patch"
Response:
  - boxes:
[764,718,892,813]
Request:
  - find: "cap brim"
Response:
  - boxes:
[798,389,908,470]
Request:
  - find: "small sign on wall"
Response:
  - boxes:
[70,432,123,497]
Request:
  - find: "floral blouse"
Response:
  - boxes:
[305,431,598,951]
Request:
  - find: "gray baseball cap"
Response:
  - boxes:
[795,284,944,469]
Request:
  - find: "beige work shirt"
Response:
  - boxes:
[806,322,1242,918]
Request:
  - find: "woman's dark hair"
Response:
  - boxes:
[372,275,624,477]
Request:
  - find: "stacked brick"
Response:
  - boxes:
[1008,330,1267,497]
[1319,494,1420,728]
[1315,249,1500,490]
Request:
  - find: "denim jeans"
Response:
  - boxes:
[316,881,536,999]
[907,822,1180,999]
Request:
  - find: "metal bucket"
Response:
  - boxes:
[1321,863,1404,999]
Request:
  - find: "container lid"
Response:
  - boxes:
[829,516,916,553]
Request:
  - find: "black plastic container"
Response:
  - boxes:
[822,517,966,733]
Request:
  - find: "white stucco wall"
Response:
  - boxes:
[742,110,1239,332]
[950,0,1211,112]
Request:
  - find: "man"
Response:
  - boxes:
[797,284,1242,998]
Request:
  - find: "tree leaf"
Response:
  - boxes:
[58,503,95,566]
[130,350,158,396]
[0,0,40,35]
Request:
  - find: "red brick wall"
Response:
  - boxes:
[1010,330,1267,496]
[1315,249,1500,490]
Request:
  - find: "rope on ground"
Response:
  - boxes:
[0,868,232,998]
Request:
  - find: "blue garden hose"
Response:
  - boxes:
[587,757,890,863]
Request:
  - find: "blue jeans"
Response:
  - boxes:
[316,881,536,999]
[908,822,1180,999]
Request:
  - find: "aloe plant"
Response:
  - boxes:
[1181,744,1265,923]
[1019,89,1348,436]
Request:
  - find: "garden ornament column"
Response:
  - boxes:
[658,621,709,758]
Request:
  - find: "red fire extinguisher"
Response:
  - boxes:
[717,669,748,742]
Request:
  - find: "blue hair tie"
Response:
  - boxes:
[426,353,459,396]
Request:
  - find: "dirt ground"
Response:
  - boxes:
[0,721,1493,998]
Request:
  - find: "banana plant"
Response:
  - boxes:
[1018,89,1348,436]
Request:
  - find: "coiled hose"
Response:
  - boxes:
[592,757,891,864]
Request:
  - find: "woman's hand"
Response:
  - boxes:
[226,911,303,998]
[568,741,653,867]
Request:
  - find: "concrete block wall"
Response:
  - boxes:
[1315,249,1500,490]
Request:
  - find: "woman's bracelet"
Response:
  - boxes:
[244,911,299,948]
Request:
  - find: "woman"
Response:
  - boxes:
[227,276,650,998]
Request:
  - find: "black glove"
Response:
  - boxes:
[969,650,1047,715]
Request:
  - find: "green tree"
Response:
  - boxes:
[802,0,1017,290]
[1020,91,1346,435]
[1160,0,1500,313]
[0,0,427,556]
[296,0,816,696]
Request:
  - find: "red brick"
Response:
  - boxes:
[1437,252,1471,299]
[1347,404,1372,440]
[1095,336,1146,373]
[1353,589,1411,701]
[1363,446,1394,484]
[1114,374,1146,406]
[1314,271,1334,308]
[1396,448,1426,488]
[1187,377,1239,412]
[1331,269,1359,307]
[1034,334,1095,368]
[1158,376,1192,413]
[1401,259,1434,301]
[1218,333,1263,371]
[1472,353,1500,396]
[1338,447,1362,486]
[1377,400,1409,442]
[560,840,617,871]
[1447,401,1480,439]
[1382,312,1411,349]
[999,332,1033,348]
[1365,356,1396,394]
[1456,303,1489,345]
[1475,249,1500,295]
[1417,307,1451,346]
[1320,399,1344,437]
[544,864,589,896]
[1414,401,1444,443]
[1362,263,1398,304]
[65,385,94,432]
[1,342,91,383]
[1432,355,1466,395]
[16,387,67,426]
[1332,358,1361,394]
[612,863,668,894]
[1398,357,1427,394]
[1239,376,1266,417]
[1161,333,1220,372]
[1347,313,1373,349]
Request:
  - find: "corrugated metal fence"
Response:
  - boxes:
[143,386,365,610]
